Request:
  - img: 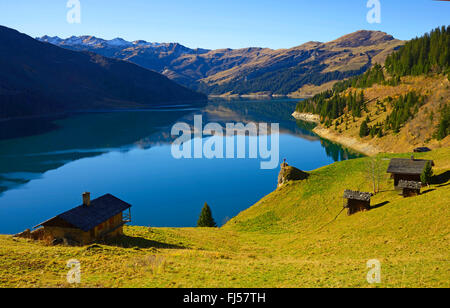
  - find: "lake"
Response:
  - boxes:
[0,98,361,234]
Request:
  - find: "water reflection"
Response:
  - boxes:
[0,99,362,232]
[0,100,362,195]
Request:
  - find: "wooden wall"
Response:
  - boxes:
[393,174,421,188]
[43,212,125,245]
[346,199,370,215]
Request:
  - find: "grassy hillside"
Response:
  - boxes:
[1,148,448,288]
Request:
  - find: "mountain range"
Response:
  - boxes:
[38,30,404,96]
[0,26,406,120]
[0,26,206,120]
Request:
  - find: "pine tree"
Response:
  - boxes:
[377,128,383,138]
[359,120,369,137]
[197,203,217,227]
[435,104,450,140]
[421,161,433,186]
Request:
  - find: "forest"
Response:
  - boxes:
[295,64,385,123]
[385,26,449,77]
[198,62,371,95]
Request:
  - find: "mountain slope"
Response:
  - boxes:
[38,30,404,96]
[37,35,211,87]
[0,26,206,120]
[1,148,448,287]
[294,27,450,154]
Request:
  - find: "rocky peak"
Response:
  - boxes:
[327,30,396,48]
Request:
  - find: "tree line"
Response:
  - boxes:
[295,65,387,123]
[198,62,371,95]
[385,26,449,77]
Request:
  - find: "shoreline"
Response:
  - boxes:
[208,94,310,99]
[292,112,380,156]
[291,112,320,123]
[312,126,381,156]
[0,101,207,123]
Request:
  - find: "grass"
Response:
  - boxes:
[0,148,449,288]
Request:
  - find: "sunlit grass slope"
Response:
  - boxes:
[0,148,448,288]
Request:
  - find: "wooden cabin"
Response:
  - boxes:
[398,180,422,197]
[343,190,372,215]
[387,157,434,189]
[33,192,132,245]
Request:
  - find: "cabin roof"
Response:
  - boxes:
[34,194,131,232]
[398,180,422,190]
[387,158,434,175]
[343,190,372,202]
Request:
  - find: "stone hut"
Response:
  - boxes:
[398,180,422,197]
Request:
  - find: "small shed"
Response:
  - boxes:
[343,190,372,215]
[387,157,434,189]
[32,192,132,245]
[398,180,422,197]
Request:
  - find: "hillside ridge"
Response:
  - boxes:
[1,148,448,287]
[294,27,450,155]
[37,30,403,96]
[0,26,206,120]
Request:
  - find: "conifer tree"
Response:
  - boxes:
[435,105,450,140]
[421,161,434,186]
[197,203,217,227]
[359,120,369,137]
[385,26,449,77]
[377,128,383,138]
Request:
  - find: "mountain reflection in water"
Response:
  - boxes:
[0,98,361,233]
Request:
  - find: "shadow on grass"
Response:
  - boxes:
[436,183,450,188]
[100,235,187,250]
[432,171,450,185]
[421,189,436,195]
[371,201,390,210]
[377,189,395,193]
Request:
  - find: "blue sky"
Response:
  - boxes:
[0,0,449,49]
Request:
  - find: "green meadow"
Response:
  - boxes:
[0,147,448,288]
